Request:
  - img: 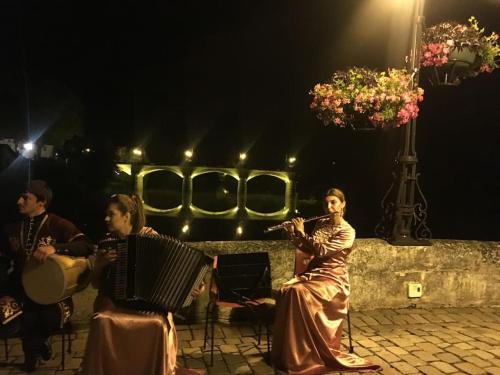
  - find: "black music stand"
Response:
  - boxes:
[203,252,273,366]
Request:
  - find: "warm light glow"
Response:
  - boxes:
[23,142,34,151]
[288,156,296,164]
[181,224,190,233]
[236,225,243,236]
[116,164,132,175]
[132,148,143,156]
[239,152,247,161]
[335,0,414,69]
[184,149,193,158]
[83,147,91,153]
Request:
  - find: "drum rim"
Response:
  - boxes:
[22,255,67,304]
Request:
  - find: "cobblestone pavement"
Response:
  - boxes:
[0,307,499,374]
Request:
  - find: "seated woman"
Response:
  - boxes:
[81,194,203,375]
[271,188,380,374]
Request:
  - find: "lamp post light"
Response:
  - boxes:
[376,0,432,245]
[286,156,297,169]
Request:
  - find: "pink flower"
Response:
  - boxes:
[479,64,494,73]
[370,112,384,123]
[310,67,422,128]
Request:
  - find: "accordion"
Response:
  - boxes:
[98,234,212,312]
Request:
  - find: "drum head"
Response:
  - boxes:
[22,257,66,305]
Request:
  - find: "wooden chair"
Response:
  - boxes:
[1,319,73,369]
[55,320,74,370]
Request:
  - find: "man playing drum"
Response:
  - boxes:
[0,180,93,372]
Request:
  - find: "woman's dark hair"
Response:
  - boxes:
[324,187,347,214]
[108,194,146,233]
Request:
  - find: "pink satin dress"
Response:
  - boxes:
[271,218,380,374]
[81,227,204,375]
[81,297,178,375]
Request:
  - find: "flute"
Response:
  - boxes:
[263,214,331,233]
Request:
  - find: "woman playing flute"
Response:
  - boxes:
[271,187,380,374]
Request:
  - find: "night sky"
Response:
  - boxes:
[0,0,499,241]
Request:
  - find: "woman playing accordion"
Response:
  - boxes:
[81,194,204,375]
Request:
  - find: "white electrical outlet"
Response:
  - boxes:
[408,282,423,298]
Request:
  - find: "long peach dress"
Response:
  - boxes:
[271,218,380,374]
[81,227,203,375]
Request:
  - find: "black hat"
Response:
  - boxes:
[25,180,53,207]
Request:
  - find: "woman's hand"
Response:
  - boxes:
[284,221,295,236]
[191,282,206,298]
[90,250,117,289]
[291,217,305,236]
[94,250,118,269]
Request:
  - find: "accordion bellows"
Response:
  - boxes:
[99,234,212,312]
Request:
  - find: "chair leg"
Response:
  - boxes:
[68,331,72,354]
[61,332,66,370]
[203,302,211,350]
[247,305,261,345]
[4,338,8,361]
[210,304,216,367]
[347,309,354,353]
[266,324,271,354]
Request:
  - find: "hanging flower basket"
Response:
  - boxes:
[309,67,424,130]
[421,17,500,86]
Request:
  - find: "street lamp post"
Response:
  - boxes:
[376,0,432,245]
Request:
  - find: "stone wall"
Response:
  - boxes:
[72,239,500,323]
